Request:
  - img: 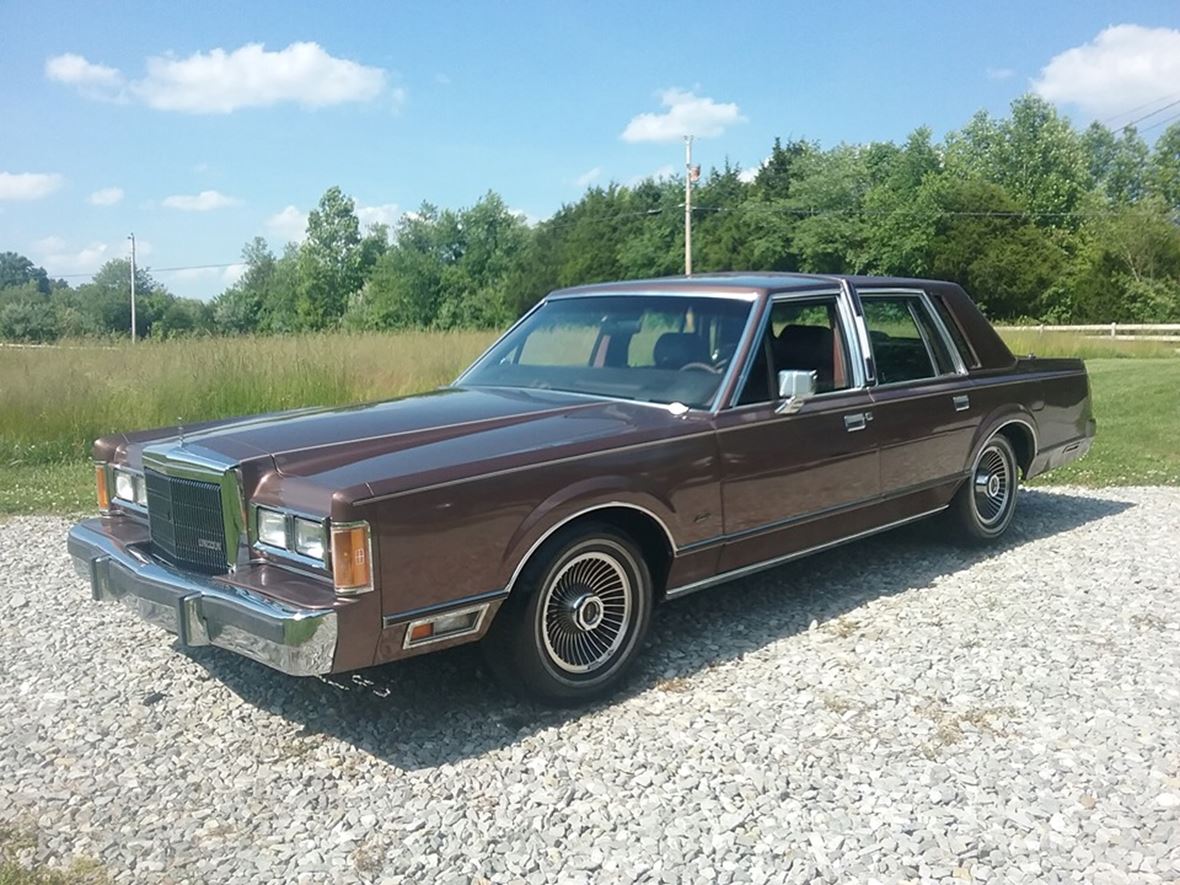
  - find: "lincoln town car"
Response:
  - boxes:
[69,273,1095,703]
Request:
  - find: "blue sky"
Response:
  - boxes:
[3,1,1179,299]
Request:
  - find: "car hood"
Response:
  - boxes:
[131,386,699,501]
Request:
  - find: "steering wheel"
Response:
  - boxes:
[679,361,722,374]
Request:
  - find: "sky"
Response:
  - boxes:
[2,0,1180,300]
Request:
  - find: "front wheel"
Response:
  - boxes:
[950,433,1019,543]
[482,524,653,706]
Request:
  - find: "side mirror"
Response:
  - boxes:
[776,369,816,414]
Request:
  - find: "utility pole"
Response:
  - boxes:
[684,135,693,276]
[128,233,137,343]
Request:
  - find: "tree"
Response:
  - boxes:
[0,252,50,293]
[1149,122,1180,216]
[294,186,364,329]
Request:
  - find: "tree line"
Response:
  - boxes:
[3,95,1179,343]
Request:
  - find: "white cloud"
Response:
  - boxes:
[0,171,65,201]
[30,236,151,276]
[356,202,400,229]
[266,205,309,243]
[621,88,746,142]
[44,53,125,100]
[628,164,677,186]
[46,42,387,114]
[136,42,386,113]
[223,263,246,285]
[88,186,124,206]
[737,156,771,184]
[162,190,241,211]
[986,67,1016,81]
[266,201,399,242]
[1032,24,1180,118]
[574,166,602,189]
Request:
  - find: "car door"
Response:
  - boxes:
[859,288,980,509]
[713,290,880,573]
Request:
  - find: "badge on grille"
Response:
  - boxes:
[197,538,222,552]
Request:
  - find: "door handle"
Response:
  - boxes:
[953,394,970,412]
[844,413,867,432]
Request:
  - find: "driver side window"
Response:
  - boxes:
[736,297,851,405]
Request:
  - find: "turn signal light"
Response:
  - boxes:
[95,464,110,513]
[331,521,372,595]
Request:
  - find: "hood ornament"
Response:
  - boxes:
[177,418,185,447]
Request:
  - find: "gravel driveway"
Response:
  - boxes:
[2,487,1178,884]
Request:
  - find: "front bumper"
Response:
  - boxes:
[68,518,337,676]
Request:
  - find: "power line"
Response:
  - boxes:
[51,261,242,279]
[1119,97,1180,132]
[1102,91,1180,126]
[1141,109,1180,134]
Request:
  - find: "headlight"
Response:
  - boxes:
[293,517,325,560]
[133,474,147,507]
[114,469,135,502]
[257,508,288,548]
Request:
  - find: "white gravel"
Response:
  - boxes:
[1,486,1178,884]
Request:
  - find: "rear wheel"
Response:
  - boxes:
[482,524,652,705]
[950,433,1019,543]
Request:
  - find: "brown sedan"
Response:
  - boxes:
[69,273,1095,704]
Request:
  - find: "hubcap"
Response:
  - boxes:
[541,551,632,674]
[973,444,1012,527]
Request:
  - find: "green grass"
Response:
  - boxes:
[0,825,106,885]
[999,328,1180,360]
[1,331,1175,516]
[1031,358,1180,487]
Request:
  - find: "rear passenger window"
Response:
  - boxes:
[930,296,979,368]
[863,296,954,384]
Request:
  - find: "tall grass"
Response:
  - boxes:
[999,329,1180,360]
[0,331,495,467]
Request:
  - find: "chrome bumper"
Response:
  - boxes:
[68,519,337,676]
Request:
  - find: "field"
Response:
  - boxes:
[0,330,1175,515]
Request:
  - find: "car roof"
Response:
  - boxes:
[549,271,951,298]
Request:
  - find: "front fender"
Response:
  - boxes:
[496,478,679,594]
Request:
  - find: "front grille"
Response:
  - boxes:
[145,468,228,574]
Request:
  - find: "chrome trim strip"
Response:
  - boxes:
[68,519,338,676]
[400,602,491,649]
[677,474,965,552]
[547,288,761,302]
[382,588,509,628]
[665,505,949,599]
[503,501,679,598]
[842,279,877,385]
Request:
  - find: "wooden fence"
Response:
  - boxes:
[995,323,1180,342]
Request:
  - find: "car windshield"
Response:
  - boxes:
[460,295,753,408]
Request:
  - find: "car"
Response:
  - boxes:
[69,273,1095,704]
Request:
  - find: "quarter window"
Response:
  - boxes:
[862,295,955,384]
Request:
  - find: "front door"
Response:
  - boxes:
[714,292,880,573]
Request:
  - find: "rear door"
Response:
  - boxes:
[859,289,979,505]
[713,289,880,572]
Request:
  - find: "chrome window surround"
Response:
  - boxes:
[453,291,764,415]
[249,503,332,573]
[857,288,970,387]
[141,442,248,572]
[726,287,868,409]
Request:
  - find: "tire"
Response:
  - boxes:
[950,433,1019,543]
[482,523,653,706]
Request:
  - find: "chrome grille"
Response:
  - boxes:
[145,468,228,574]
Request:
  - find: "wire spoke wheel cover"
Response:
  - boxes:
[972,443,1012,527]
[540,550,633,674]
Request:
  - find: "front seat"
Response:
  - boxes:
[653,332,710,370]
[774,324,835,390]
